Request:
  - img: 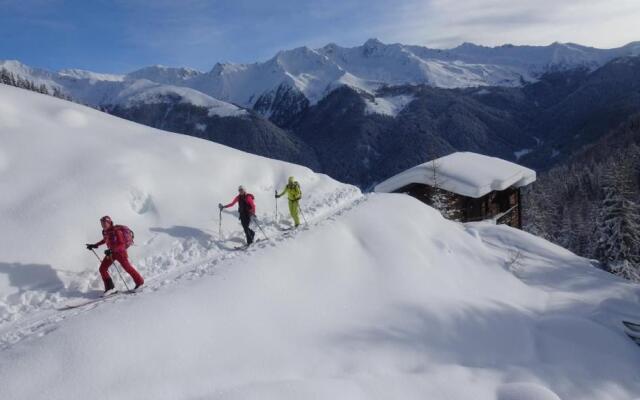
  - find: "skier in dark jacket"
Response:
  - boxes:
[219,185,256,245]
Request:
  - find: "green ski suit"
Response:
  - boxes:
[277,177,302,227]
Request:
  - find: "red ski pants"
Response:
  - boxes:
[99,251,144,287]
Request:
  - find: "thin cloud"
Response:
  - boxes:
[402,0,640,48]
[1,0,638,72]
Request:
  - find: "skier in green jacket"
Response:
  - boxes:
[276,176,302,228]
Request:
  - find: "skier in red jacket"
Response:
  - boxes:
[86,216,144,294]
[219,185,256,245]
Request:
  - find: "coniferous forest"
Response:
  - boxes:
[524,113,640,281]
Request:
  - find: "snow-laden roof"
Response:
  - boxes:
[374,152,536,198]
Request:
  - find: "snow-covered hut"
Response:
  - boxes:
[374,152,536,228]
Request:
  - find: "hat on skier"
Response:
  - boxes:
[288,176,295,184]
[100,215,113,226]
[238,185,245,192]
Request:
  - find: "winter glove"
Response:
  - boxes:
[104,249,112,257]
[218,203,224,211]
[86,244,97,250]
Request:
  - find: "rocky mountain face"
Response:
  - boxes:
[519,56,640,169]
[106,100,320,170]
[252,83,310,128]
[286,56,640,187]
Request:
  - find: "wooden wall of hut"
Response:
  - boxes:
[394,183,522,228]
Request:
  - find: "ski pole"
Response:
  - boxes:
[252,216,269,240]
[298,203,309,226]
[90,249,130,291]
[275,190,279,223]
[112,261,131,291]
[90,248,102,262]
[219,208,223,238]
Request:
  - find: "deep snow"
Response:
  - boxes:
[374,152,536,198]
[1,85,640,400]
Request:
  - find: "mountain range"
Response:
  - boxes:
[3,39,640,186]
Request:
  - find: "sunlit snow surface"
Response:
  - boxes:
[1,86,640,400]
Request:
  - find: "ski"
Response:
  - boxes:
[57,294,115,310]
[622,320,640,333]
[56,289,137,310]
[233,238,263,250]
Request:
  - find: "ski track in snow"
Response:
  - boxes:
[0,190,365,351]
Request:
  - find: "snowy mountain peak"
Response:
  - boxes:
[210,62,227,75]
[58,69,124,82]
[624,41,640,55]
[363,37,385,48]
[0,59,50,78]
[272,45,335,73]
[0,59,27,70]
[322,42,339,52]
[276,45,314,56]
[455,41,486,50]
[126,65,202,84]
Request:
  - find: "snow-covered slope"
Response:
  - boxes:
[2,85,640,400]
[364,93,415,117]
[0,60,245,118]
[0,84,356,321]
[107,79,247,117]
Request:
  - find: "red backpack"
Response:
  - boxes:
[113,225,135,248]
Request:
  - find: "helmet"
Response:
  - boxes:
[238,185,245,192]
[100,215,113,226]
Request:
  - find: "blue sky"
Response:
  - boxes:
[1,0,639,73]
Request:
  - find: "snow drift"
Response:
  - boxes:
[1,86,640,400]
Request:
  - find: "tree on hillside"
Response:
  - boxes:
[0,68,17,86]
[594,159,640,281]
[429,158,456,220]
[1,67,72,101]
